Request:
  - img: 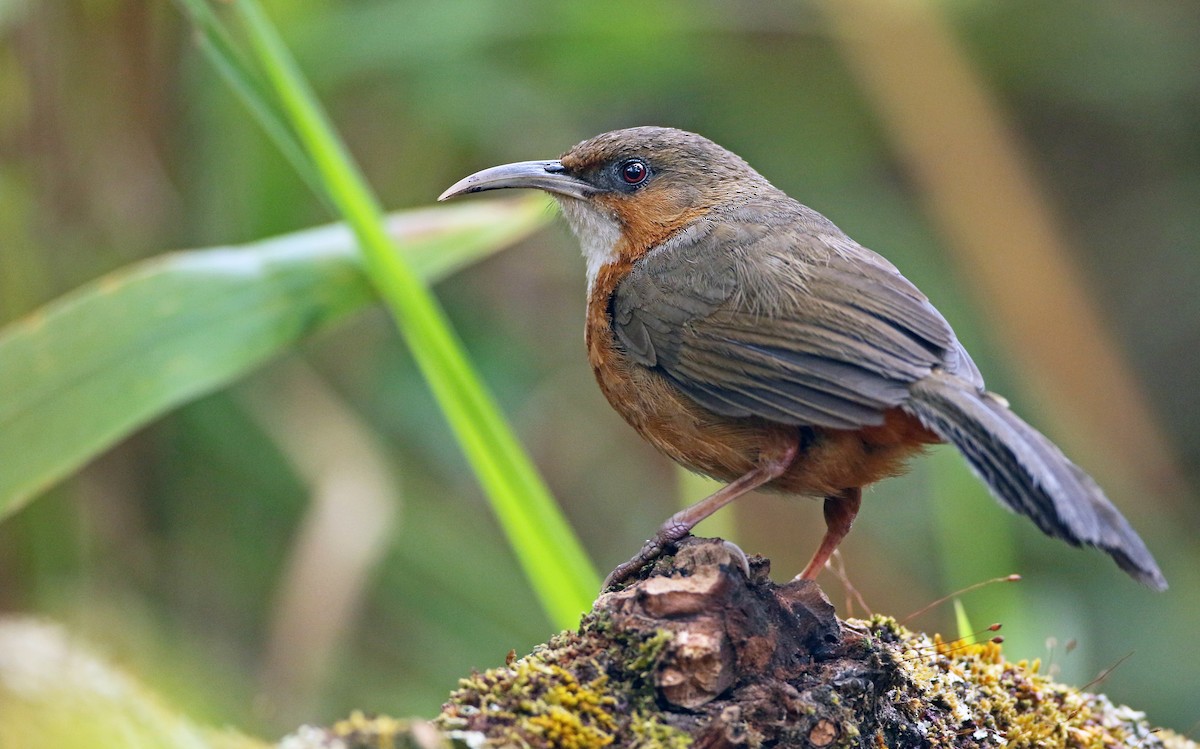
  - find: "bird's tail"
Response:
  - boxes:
[903,370,1166,590]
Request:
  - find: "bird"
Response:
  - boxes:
[439,126,1166,592]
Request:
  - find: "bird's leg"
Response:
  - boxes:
[603,437,799,590]
[795,487,862,581]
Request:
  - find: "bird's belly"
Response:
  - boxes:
[587,332,934,497]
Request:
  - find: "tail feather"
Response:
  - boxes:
[904,371,1166,591]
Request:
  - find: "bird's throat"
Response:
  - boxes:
[556,197,622,294]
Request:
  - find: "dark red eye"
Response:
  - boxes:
[620,159,648,185]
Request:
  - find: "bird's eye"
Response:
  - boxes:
[619,159,649,186]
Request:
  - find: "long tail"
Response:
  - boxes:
[904,370,1166,590]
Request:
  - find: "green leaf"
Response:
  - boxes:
[0,197,549,519]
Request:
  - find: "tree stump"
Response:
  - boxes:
[287,538,1192,749]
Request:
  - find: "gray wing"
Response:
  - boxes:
[611,215,981,431]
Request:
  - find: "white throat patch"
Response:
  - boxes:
[555,197,621,293]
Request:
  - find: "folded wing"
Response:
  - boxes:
[611,215,976,430]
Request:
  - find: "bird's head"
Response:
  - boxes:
[439,127,776,286]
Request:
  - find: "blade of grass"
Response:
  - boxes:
[228,0,599,627]
[0,198,548,517]
[953,598,975,645]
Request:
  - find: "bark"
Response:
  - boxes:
[283,538,1192,749]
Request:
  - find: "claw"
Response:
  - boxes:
[720,539,752,579]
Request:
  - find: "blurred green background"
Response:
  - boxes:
[1,0,1198,739]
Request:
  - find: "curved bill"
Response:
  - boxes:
[438,160,594,202]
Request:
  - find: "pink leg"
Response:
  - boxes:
[796,487,862,581]
[604,438,799,589]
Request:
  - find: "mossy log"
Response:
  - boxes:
[285,538,1192,749]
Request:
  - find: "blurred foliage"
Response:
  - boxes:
[0,0,1196,739]
[0,619,267,749]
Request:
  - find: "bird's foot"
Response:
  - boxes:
[603,536,753,591]
[603,535,678,590]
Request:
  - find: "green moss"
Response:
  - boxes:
[445,659,617,747]
[434,610,1178,748]
[628,711,692,749]
[436,614,695,748]
[859,617,1167,748]
[626,629,673,674]
[439,629,615,747]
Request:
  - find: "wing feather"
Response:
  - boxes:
[611,208,974,430]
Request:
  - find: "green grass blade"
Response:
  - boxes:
[953,598,975,645]
[0,198,548,518]
[228,0,600,627]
